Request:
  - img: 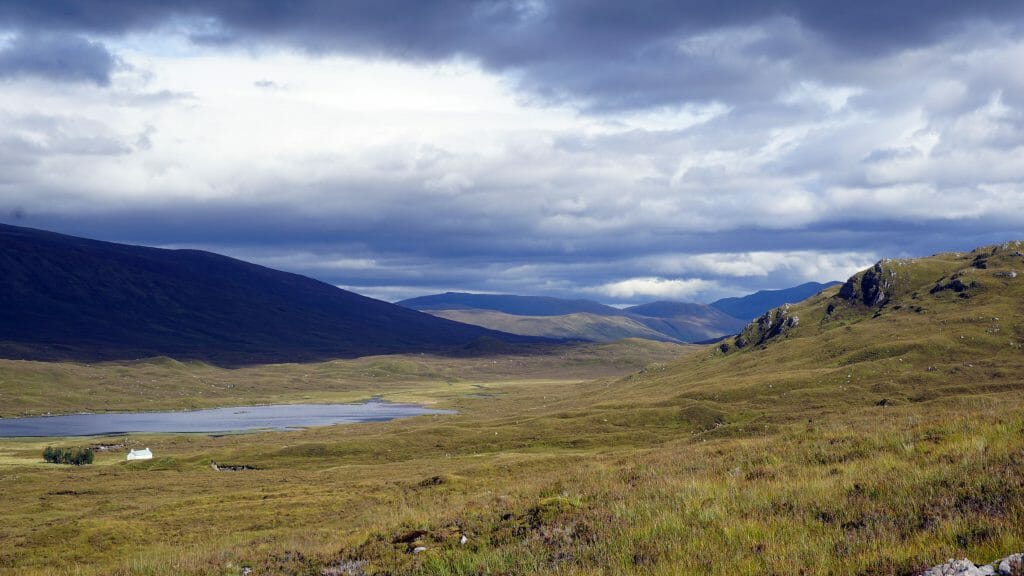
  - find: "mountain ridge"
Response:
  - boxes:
[709,280,842,320]
[398,292,626,317]
[401,292,748,343]
[0,223,540,364]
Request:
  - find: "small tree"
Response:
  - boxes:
[42,446,94,465]
[67,447,94,465]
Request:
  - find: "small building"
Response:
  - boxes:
[127,448,153,461]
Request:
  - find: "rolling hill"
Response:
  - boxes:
[426,309,679,342]
[401,292,747,342]
[397,292,624,316]
[0,223,537,364]
[622,300,748,342]
[709,280,841,320]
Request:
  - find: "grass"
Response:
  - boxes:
[0,339,685,417]
[2,244,1024,574]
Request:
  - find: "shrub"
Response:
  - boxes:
[42,446,94,465]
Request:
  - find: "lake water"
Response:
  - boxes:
[0,401,454,437]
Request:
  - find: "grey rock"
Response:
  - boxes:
[838,261,892,307]
[321,560,368,576]
[931,273,979,295]
[920,559,992,576]
[920,554,1024,576]
[732,305,797,349]
[993,270,1018,279]
[998,553,1024,575]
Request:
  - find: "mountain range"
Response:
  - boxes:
[708,281,841,320]
[398,284,841,344]
[0,223,845,361]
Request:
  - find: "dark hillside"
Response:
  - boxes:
[0,224,535,364]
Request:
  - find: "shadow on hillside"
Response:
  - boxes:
[0,336,583,368]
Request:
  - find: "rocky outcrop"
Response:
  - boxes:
[931,272,979,296]
[720,304,799,352]
[838,261,893,307]
[919,553,1023,576]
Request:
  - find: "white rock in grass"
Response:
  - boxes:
[920,559,992,576]
[998,554,1024,575]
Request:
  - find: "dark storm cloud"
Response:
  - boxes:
[5,190,1021,303]
[2,2,1023,302]
[2,1,1022,108]
[0,33,116,85]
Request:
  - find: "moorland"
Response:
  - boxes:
[2,243,1024,575]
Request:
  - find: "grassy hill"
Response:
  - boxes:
[404,293,747,343]
[427,310,679,342]
[0,339,688,418]
[2,243,1023,575]
[398,292,624,316]
[622,301,748,342]
[0,224,538,364]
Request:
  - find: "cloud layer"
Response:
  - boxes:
[1,3,1022,303]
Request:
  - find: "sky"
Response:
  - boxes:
[1,2,1023,304]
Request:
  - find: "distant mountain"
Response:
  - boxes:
[625,301,722,319]
[709,281,842,321]
[623,302,748,342]
[0,224,537,364]
[403,293,746,343]
[399,292,624,317]
[428,310,678,343]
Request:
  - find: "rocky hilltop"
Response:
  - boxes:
[719,241,1023,354]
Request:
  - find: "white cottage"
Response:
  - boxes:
[127,448,153,461]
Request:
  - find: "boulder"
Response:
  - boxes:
[919,559,994,576]
[919,553,1024,576]
[998,553,1024,575]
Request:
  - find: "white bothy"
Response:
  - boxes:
[127,448,153,461]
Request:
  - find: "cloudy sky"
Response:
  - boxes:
[2,2,1023,304]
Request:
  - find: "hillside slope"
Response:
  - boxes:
[398,292,624,316]
[623,300,748,342]
[0,224,534,364]
[716,245,1022,359]
[634,243,1024,420]
[403,293,747,343]
[428,309,679,342]
[710,280,841,320]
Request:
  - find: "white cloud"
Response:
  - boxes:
[593,277,719,300]
[779,81,863,112]
[3,23,1024,303]
[646,251,877,281]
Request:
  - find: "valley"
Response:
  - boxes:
[2,244,1023,575]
